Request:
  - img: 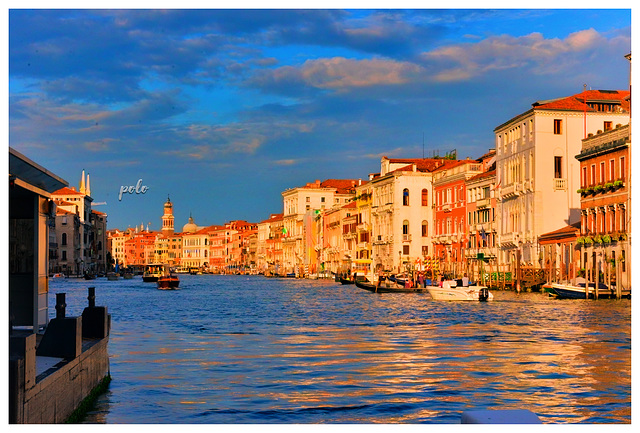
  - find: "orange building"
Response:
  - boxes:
[432,160,484,276]
[123,229,157,270]
[576,123,630,290]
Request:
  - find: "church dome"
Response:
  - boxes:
[182,215,198,233]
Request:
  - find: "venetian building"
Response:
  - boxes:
[370,157,458,275]
[494,89,630,268]
[576,123,630,291]
[281,179,358,275]
[51,170,95,274]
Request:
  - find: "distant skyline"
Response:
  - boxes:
[8,7,632,230]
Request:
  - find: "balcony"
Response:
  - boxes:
[500,183,523,200]
[402,234,411,242]
[357,222,370,232]
[553,178,567,191]
[476,198,490,208]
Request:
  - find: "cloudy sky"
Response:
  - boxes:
[8,7,631,230]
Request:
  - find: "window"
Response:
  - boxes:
[422,246,428,257]
[600,162,605,183]
[61,233,67,246]
[421,189,428,206]
[582,167,587,188]
[402,221,409,235]
[609,160,615,182]
[422,221,428,237]
[62,250,67,261]
[620,156,625,180]
[554,156,562,179]
[306,197,310,202]
[604,121,612,131]
[321,197,325,203]
[554,119,563,135]
[591,165,596,186]
[403,189,409,206]
[403,245,410,255]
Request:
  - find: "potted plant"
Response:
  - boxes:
[584,236,594,245]
[602,234,611,243]
[593,234,602,244]
[577,188,585,194]
[593,184,604,193]
[613,180,624,188]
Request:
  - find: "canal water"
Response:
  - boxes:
[49,275,631,424]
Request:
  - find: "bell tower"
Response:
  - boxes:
[161,195,175,236]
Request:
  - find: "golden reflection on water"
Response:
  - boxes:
[78,279,629,423]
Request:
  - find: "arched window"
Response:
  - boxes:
[402,220,409,235]
[403,188,409,206]
[422,221,428,237]
[421,189,428,206]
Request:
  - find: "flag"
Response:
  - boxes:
[480,228,487,241]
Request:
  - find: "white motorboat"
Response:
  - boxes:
[426,280,493,301]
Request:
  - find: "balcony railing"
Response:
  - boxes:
[554,178,567,191]
[476,198,490,208]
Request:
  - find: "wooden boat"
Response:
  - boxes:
[142,263,164,282]
[106,272,119,281]
[355,279,426,293]
[426,281,493,301]
[157,267,179,290]
[123,272,133,279]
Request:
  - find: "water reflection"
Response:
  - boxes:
[48,276,630,424]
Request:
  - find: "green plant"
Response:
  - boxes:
[614,180,624,188]
[577,188,584,194]
[602,234,612,243]
[593,234,603,243]
[584,236,594,244]
[594,184,604,193]
[604,182,614,190]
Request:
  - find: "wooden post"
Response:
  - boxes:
[516,249,521,293]
[585,249,590,299]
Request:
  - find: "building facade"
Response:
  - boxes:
[576,123,630,290]
[494,89,630,268]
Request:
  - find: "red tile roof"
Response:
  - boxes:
[52,186,84,195]
[388,158,461,174]
[468,169,496,182]
[538,222,581,244]
[532,90,630,112]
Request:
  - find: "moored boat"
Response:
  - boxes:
[355,278,426,293]
[548,279,619,299]
[426,281,493,301]
[106,272,119,281]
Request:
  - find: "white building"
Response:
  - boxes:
[494,89,630,266]
[371,157,455,274]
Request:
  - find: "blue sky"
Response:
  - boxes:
[8,7,632,230]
